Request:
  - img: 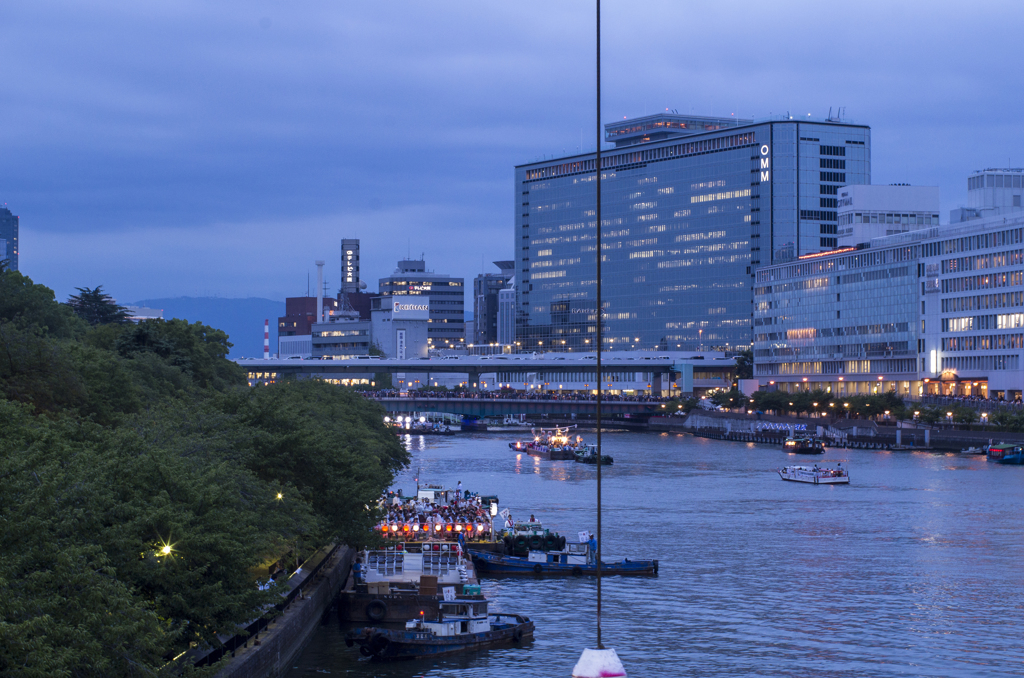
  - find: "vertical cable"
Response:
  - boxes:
[594,0,603,652]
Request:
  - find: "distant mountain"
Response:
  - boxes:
[129,297,285,358]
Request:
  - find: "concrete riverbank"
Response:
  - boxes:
[657,411,1024,451]
[212,546,353,678]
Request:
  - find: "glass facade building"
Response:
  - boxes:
[0,206,19,271]
[514,114,870,351]
[753,211,1024,400]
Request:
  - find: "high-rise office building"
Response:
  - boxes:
[341,239,362,294]
[378,259,465,349]
[0,206,19,271]
[514,113,870,351]
[472,261,515,345]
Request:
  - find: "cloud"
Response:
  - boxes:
[1,0,1023,300]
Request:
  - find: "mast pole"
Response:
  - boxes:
[595,0,604,651]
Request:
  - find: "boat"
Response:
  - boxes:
[338,483,499,624]
[344,597,533,660]
[960,446,986,455]
[509,426,585,460]
[470,539,657,576]
[502,414,534,427]
[782,436,826,454]
[498,521,566,557]
[573,444,614,466]
[988,443,1024,464]
[778,464,850,484]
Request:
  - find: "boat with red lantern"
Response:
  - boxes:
[509,426,586,461]
[337,484,500,624]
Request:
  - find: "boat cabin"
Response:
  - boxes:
[987,444,1022,461]
[528,541,589,565]
[406,599,491,636]
[417,484,451,503]
[363,542,464,585]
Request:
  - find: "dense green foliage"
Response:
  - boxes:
[66,285,131,326]
[0,271,408,676]
[750,388,908,420]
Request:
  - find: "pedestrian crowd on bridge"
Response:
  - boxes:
[364,389,667,403]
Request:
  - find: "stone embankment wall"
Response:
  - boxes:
[653,412,1024,451]
[213,547,353,678]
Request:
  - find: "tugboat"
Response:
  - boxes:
[778,463,850,484]
[344,598,533,660]
[573,444,614,466]
[782,436,826,454]
[470,536,657,576]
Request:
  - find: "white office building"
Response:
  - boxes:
[837,184,940,247]
[950,168,1024,223]
[370,296,430,360]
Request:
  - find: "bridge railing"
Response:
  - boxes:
[361,390,670,404]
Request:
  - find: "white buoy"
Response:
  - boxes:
[572,648,626,677]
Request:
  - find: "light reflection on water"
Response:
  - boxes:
[288,432,1024,677]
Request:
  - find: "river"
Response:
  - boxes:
[287,431,1024,677]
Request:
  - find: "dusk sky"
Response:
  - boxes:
[2,0,1022,303]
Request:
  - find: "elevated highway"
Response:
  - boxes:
[239,352,737,394]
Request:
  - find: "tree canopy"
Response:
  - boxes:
[0,269,408,676]
[66,285,130,326]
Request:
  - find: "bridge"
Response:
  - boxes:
[368,395,669,417]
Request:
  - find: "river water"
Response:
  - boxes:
[287,431,1024,677]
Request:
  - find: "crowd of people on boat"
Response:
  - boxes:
[377,487,495,541]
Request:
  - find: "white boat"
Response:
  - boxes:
[778,464,849,484]
[503,414,533,426]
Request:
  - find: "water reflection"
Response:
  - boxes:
[289,432,1024,678]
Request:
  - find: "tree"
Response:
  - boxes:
[117,319,245,391]
[221,379,409,547]
[0,267,84,338]
[991,410,1015,431]
[734,348,753,380]
[709,387,742,409]
[66,286,130,326]
[953,407,977,428]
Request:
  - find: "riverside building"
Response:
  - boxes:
[472,261,515,346]
[514,112,871,351]
[837,184,940,247]
[379,259,465,349]
[753,210,1024,401]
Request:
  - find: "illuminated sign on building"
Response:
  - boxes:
[392,300,430,320]
[760,144,770,182]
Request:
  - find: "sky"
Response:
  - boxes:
[2,0,1023,303]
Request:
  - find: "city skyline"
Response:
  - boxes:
[1,1,1022,302]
